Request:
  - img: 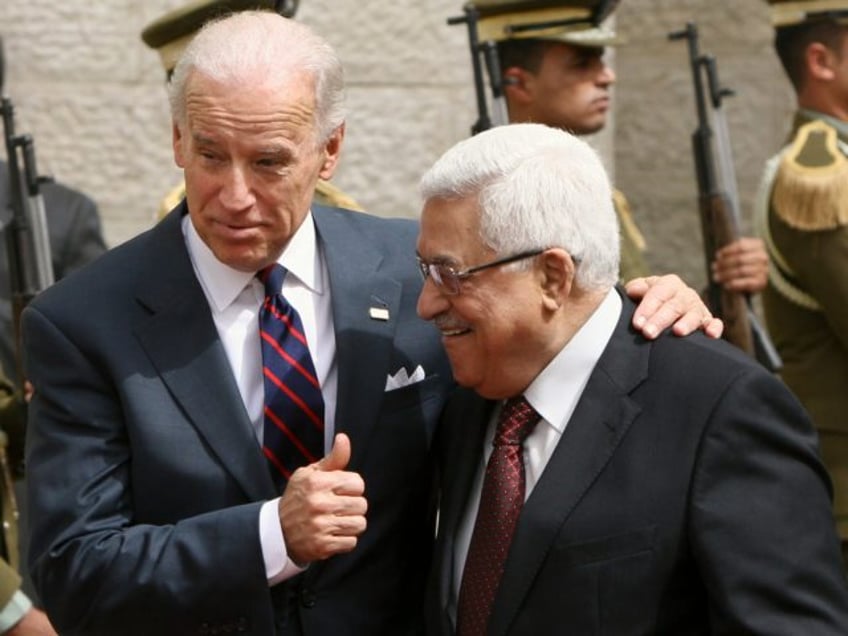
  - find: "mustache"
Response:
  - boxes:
[433,314,469,332]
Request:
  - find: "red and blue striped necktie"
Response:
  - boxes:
[257,263,325,490]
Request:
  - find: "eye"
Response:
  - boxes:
[256,157,281,168]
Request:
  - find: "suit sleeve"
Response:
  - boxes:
[22,305,274,636]
[690,366,848,634]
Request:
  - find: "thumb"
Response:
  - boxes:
[316,433,351,472]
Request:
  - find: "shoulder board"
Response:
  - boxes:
[157,181,187,220]
[314,180,363,212]
[772,120,848,230]
[612,189,646,251]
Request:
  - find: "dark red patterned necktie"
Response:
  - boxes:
[456,396,541,636]
[257,264,325,490]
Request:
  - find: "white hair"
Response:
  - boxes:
[167,10,345,143]
[419,123,620,290]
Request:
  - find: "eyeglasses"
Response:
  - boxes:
[416,249,544,295]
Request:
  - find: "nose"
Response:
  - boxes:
[416,276,449,321]
[598,60,616,86]
[219,164,256,210]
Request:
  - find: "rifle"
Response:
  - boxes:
[669,23,781,372]
[273,0,299,17]
[448,5,509,135]
[0,38,55,486]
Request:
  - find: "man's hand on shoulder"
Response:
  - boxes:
[625,274,724,340]
[278,433,368,565]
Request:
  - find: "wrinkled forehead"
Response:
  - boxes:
[418,196,490,263]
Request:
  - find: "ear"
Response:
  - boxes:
[806,42,837,82]
[172,121,186,168]
[502,66,534,105]
[538,248,575,311]
[318,123,345,180]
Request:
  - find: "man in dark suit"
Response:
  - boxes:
[418,123,848,635]
[21,10,725,636]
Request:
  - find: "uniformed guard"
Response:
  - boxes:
[450,0,650,281]
[756,0,848,561]
[0,373,43,631]
[141,0,363,219]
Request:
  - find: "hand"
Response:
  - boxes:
[624,274,724,340]
[6,607,57,636]
[278,433,367,565]
[711,237,768,294]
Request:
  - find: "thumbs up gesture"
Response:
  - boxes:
[278,433,368,564]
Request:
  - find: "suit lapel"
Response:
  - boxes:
[313,207,404,472]
[489,294,649,636]
[132,206,275,502]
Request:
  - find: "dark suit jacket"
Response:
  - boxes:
[428,294,848,635]
[22,203,454,636]
[0,160,107,381]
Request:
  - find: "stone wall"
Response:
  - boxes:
[0,0,792,291]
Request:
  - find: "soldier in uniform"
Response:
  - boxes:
[458,0,770,289]
[141,0,363,219]
[757,0,848,561]
[0,374,54,634]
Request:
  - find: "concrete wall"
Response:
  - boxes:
[0,0,793,290]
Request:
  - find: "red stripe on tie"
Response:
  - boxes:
[262,445,292,480]
[264,406,320,464]
[263,298,309,348]
[259,329,321,388]
[263,367,324,429]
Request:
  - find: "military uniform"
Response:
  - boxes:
[142,0,362,219]
[0,373,27,630]
[758,0,848,557]
[756,110,848,542]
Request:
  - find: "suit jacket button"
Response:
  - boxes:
[300,588,316,608]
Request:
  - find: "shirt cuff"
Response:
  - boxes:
[0,590,32,633]
[260,498,307,585]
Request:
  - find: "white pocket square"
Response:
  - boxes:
[385,365,426,391]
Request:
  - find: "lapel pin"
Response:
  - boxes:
[369,306,390,321]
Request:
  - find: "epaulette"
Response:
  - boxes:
[772,119,848,231]
[314,179,363,212]
[157,182,187,221]
[612,189,646,251]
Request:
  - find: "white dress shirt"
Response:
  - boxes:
[184,212,337,584]
[449,288,622,622]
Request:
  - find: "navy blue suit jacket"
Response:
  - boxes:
[23,203,453,635]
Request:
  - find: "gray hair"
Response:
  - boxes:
[419,123,620,291]
[167,10,345,143]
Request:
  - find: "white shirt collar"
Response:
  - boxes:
[524,287,622,433]
[184,211,324,311]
